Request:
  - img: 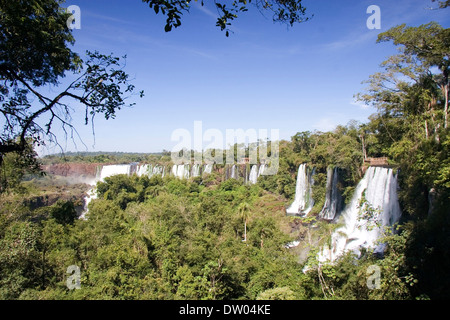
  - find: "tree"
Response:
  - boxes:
[0,221,41,299]
[376,22,450,129]
[431,0,450,9]
[0,0,143,168]
[0,138,41,192]
[316,220,345,262]
[256,286,297,300]
[141,0,312,36]
[237,202,250,242]
[356,22,449,214]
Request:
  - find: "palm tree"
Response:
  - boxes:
[237,202,250,242]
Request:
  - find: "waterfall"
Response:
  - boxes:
[305,167,315,214]
[176,164,185,179]
[170,164,190,179]
[136,164,151,177]
[191,164,201,177]
[248,165,258,184]
[81,185,97,219]
[318,166,402,262]
[184,164,190,179]
[171,165,177,177]
[99,164,132,180]
[319,167,343,221]
[177,164,183,178]
[138,164,165,177]
[230,164,237,179]
[258,164,266,177]
[203,164,213,174]
[81,164,133,219]
[81,163,171,218]
[286,164,315,216]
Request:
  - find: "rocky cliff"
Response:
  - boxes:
[41,163,102,178]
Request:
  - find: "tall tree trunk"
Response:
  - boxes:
[444,83,448,129]
[440,69,449,129]
[360,134,367,163]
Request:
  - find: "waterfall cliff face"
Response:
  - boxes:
[318,166,402,262]
[136,164,165,178]
[136,164,150,177]
[286,164,315,216]
[154,165,165,177]
[319,167,343,221]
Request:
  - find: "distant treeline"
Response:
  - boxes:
[41,151,170,165]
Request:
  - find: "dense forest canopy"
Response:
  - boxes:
[0,0,449,302]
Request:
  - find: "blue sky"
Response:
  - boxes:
[41,0,450,155]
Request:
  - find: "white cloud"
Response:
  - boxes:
[192,2,217,20]
[350,98,370,110]
[314,118,337,132]
[323,30,377,51]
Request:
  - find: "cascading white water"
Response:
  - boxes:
[171,164,191,179]
[318,166,402,262]
[136,164,166,178]
[258,164,266,177]
[305,167,315,214]
[82,163,170,219]
[191,164,201,177]
[81,164,133,219]
[230,164,237,179]
[203,164,213,174]
[286,164,315,216]
[136,164,151,177]
[184,164,190,179]
[248,165,258,184]
[81,183,98,219]
[319,167,343,221]
[177,164,185,179]
[171,164,195,179]
[99,164,132,180]
[171,164,177,177]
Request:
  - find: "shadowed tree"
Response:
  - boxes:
[0,0,143,172]
[141,0,312,36]
[431,0,450,8]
